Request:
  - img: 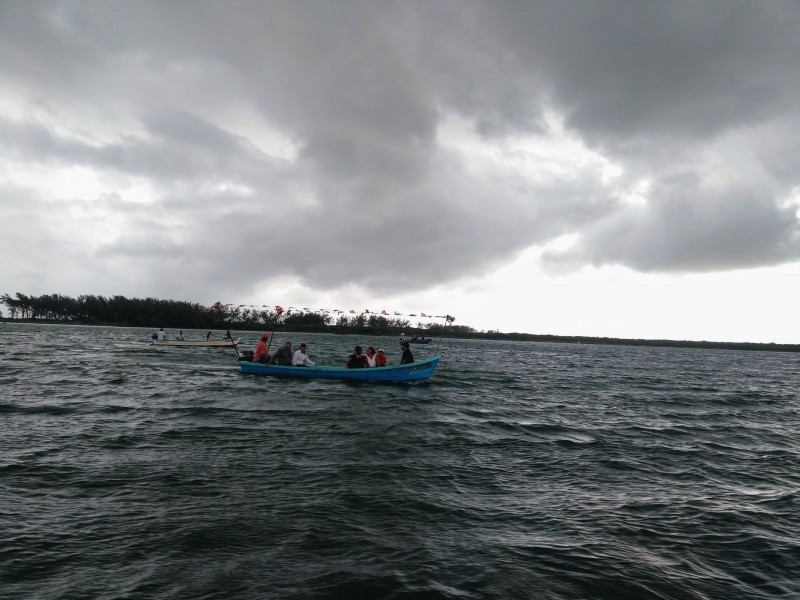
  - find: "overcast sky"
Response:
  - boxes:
[2,1,800,343]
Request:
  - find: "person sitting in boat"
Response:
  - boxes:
[206,331,214,341]
[176,331,185,340]
[292,343,315,367]
[364,346,377,367]
[346,346,368,368]
[400,341,414,364]
[253,333,271,364]
[156,328,167,341]
[271,341,294,365]
[375,348,387,367]
[223,330,233,340]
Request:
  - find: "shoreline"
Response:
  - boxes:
[4,318,798,353]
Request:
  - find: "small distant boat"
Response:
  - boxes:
[400,337,431,344]
[238,356,441,383]
[151,338,240,348]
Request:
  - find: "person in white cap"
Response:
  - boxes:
[375,348,387,367]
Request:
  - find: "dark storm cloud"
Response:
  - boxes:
[2,0,800,298]
[481,1,800,141]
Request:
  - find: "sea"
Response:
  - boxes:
[1,323,798,600]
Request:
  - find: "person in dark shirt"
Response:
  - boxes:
[346,345,368,368]
[400,342,414,364]
[271,341,294,365]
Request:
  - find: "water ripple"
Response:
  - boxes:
[1,324,799,599]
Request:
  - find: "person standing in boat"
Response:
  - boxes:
[375,348,387,367]
[400,341,414,364]
[156,328,167,341]
[292,343,315,367]
[271,341,294,365]
[346,346,368,368]
[253,333,271,364]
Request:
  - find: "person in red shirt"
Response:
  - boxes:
[253,333,271,364]
[375,348,387,367]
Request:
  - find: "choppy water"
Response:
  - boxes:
[1,323,798,599]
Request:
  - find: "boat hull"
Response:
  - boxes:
[152,339,240,347]
[238,356,441,382]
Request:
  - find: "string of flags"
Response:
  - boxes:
[209,302,455,322]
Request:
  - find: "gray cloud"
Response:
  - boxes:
[543,173,800,272]
[2,1,800,301]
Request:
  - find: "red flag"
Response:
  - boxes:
[446,315,455,323]
[275,305,284,315]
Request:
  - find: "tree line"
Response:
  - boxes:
[3,292,798,352]
[0,292,471,337]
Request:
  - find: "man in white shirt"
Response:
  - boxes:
[292,343,315,366]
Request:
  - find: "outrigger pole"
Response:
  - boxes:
[226,328,241,359]
[435,315,454,354]
[265,330,275,356]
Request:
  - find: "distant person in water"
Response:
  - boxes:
[375,348,387,367]
[400,342,414,364]
[364,346,377,367]
[157,328,167,341]
[206,331,214,341]
[176,330,185,340]
[271,341,294,365]
[346,346,368,368]
[253,333,271,364]
[292,343,315,367]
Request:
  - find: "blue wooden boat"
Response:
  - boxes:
[238,356,441,382]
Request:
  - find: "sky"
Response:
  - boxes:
[2,1,800,343]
